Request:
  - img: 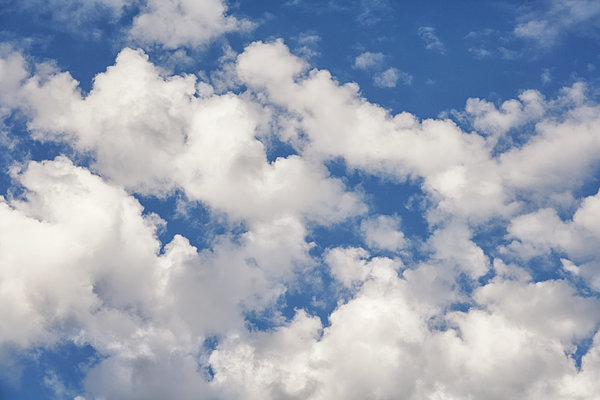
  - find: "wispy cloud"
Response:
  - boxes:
[418,26,447,54]
[514,0,600,47]
[353,51,385,70]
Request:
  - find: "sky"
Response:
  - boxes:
[1,0,600,399]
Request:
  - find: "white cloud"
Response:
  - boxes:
[1,46,365,226]
[130,0,254,49]
[209,249,600,399]
[235,41,600,230]
[293,31,321,60]
[354,52,412,88]
[353,51,385,70]
[2,37,600,400]
[514,0,600,47]
[0,156,328,398]
[360,215,406,252]
[506,189,600,289]
[15,0,251,48]
[373,67,412,88]
[542,68,552,84]
[464,89,546,137]
[418,26,447,54]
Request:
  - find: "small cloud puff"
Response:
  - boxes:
[354,51,385,70]
[373,67,413,88]
[354,52,412,88]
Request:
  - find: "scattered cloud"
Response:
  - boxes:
[13,0,253,49]
[373,67,413,88]
[353,51,385,70]
[418,26,447,54]
[360,215,406,251]
[2,3,600,400]
[354,52,412,88]
[514,0,600,47]
[541,68,552,84]
[292,31,321,60]
[356,0,393,25]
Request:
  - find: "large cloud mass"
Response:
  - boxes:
[1,1,600,399]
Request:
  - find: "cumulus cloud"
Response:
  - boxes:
[13,0,251,48]
[130,0,254,49]
[2,26,600,400]
[360,215,406,252]
[506,189,600,289]
[209,249,600,399]
[1,46,365,226]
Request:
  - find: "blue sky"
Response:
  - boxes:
[1,1,600,399]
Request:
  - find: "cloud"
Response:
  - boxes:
[13,0,251,48]
[0,155,327,397]
[130,0,254,49]
[2,46,365,226]
[209,249,600,399]
[2,34,600,400]
[541,68,552,84]
[13,0,131,25]
[465,1,600,59]
[417,26,447,54]
[360,215,406,252]
[373,67,413,88]
[464,89,546,137]
[514,0,600,47]
[293,31,321,60]
[506,189,600,289]
[354,52,412,88]
[353,51,385,70]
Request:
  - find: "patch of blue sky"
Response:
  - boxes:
[0,5,129,93]
[136,192,240,253]
[0,115,74,197]
[325,157,429,239]
[0,343,99,400]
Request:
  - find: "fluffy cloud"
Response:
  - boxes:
[360,214,406,252]
[2,32,600,400]
[239,41,600,224]
[0,156,324,397]
[130,0,253,49]
[506,189,600,289]
[209,249,600,400]
[13,0,250,48]
[353,52,412,88]
[1,46,364,227]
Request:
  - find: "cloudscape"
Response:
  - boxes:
[1,1,600,399]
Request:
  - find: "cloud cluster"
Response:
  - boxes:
[14,0,251,48]
[1,9,600,399]
[514,0,600,47]
[354,51,412,88]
